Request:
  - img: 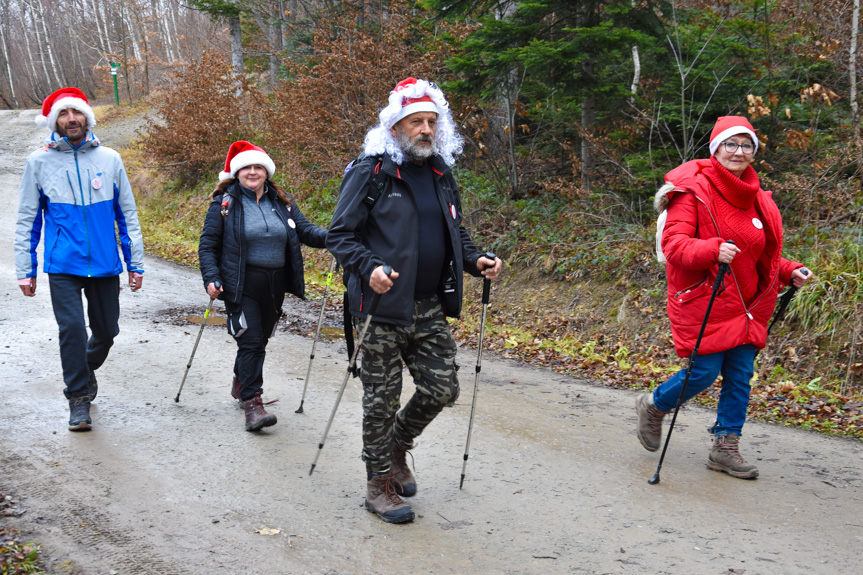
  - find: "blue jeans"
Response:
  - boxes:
[652,344,758,437]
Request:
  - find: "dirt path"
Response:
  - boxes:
[1,109,861,575]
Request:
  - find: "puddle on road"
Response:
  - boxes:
[319,327,344,341]
[182,314,227,326]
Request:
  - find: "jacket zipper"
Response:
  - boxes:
[72,150,92,277]
[235,192,243,298]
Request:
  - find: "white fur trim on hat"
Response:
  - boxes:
[392,100,439,126]
[709,126,759,156]
[218,149,276,181]
[36,96,97,133]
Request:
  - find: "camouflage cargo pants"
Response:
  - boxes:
[355,295,459,474]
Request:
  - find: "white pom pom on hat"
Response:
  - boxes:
[35,87,97,132]
[218,141,277,181]
[709,116,759,156]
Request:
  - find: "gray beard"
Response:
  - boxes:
[395,130,436,163]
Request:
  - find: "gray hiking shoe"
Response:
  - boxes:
[87,370,98,402]
[365,473,415,524]
[69,397,92,431]
[707,434,759,479]
[392,441,417,498]
[636,393,668,452]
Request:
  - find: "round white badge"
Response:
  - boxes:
[287,218,296,229]
[752,218,763,230]
[91,178,103,190]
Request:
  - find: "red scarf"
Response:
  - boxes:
[704,157,766,302]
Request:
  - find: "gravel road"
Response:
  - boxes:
[1,109,861,575]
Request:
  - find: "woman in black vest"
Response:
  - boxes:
[199,141,327,431]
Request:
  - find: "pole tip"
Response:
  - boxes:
[647,474,660,485]
[174,395,179,403]
[309,464,316,476]
[459,474,465,489]
[295,403,304,414]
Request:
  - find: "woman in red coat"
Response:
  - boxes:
[636,116,812,479]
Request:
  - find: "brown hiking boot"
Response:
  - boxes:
[707,434,759,479]
[242,393,277,431]
[365,473,415,524]
[636,393,668,452]
[392,442,417,498]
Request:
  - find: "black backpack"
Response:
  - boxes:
[339,154,387,375]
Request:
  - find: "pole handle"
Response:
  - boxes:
[365,264,392,317]
[480,252,495,304]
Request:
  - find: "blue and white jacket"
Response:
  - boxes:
[14,132,144,279]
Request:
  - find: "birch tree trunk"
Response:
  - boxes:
[630,2,640,102]
[230,15,244,79]
[91,0,110,57]
[0,5,19,108]
[36,0,65,86]
[168,0,182,60]
[26,0,54,89]
[18,2,43,98]
[851,0,860,145]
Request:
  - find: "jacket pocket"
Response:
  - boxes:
[676,279,710,304]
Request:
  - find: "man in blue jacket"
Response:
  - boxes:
[328,78,502,524]
[14,87,145,432]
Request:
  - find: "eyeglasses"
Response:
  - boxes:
[722,141,755,155]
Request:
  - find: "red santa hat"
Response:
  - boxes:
[379,77,448,129]
[709,116,759,156]
[219,141,276,181]
[35,87,97,132]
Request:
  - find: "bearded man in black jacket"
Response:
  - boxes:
[327,77,502,524]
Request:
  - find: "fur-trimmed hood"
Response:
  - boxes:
[654,159,713,213]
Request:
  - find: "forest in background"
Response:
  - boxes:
[3,0,861,435]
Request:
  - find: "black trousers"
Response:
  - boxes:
[48,274,120,399]
[230,266,287,401]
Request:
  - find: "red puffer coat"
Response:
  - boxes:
[655,158,801,358]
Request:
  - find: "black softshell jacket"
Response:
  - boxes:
[198,182,327,304]
[327,154,483,326]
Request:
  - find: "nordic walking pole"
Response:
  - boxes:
[296,256,338,414]
[175,280,221,403]
[460,252,496,489]
[648,246,733,485]
[309,265,392,476]
[767,268,810,335]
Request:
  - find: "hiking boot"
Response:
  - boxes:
[231,376,241,401]
[68,397,92,432]
[635,393,668,452]
[243,393,277,431]
[365,473,415,524]
[87,370,98,402]
[707,434,759,479]
[392,442,417,498]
